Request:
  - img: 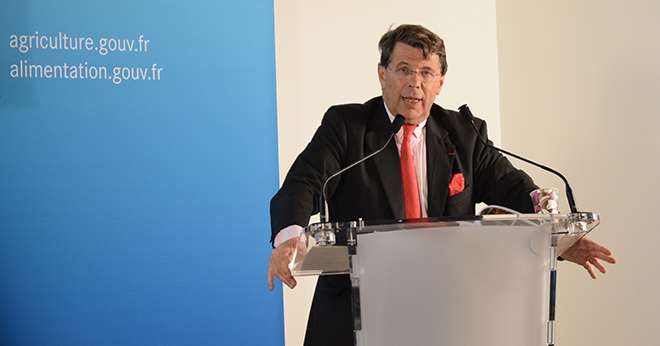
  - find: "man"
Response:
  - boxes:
[267,24,615,346]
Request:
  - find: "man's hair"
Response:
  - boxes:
[378,24,448,76]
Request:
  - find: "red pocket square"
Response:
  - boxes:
[448,173,465,197]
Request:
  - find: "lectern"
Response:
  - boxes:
[291,212,599,346]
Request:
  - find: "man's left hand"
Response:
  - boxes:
[560,237,616,279]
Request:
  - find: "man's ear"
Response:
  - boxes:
[377,64,386,89]
[436,75,445,95]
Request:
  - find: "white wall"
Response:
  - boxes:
[274,1,504,344]
[497,1,660,345]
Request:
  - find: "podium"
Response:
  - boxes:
[291,212,599,346]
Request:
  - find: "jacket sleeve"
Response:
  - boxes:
[471,119,538,213]
[269,107,348,244]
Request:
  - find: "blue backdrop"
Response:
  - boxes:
[1,1,283,345]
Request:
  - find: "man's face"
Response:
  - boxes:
[378,42,445,124]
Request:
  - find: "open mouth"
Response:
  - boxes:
[402,96,422,105]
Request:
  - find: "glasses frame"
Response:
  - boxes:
[388,65,441,83]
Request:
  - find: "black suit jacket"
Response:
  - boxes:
[270,97,537,345]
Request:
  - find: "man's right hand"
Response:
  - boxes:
[267,237,299,290]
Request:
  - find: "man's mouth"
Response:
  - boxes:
[402,96,422,105]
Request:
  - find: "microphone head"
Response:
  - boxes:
[392,114,405,134]
[458,104,474,121]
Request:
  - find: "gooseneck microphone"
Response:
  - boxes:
[458,104,578,213]
[319,114,405,222]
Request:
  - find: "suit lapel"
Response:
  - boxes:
[426,113,454,216]
[366,101,404,219]
[364,100,456,218]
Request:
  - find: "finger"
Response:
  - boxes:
[584,263,597,279]
[588,257,607,274]
[598,246,612,256]
[595,253,617,264]
[282,266,297,289]
[592,243,612,256]
[584,239,612,256]
[272,263,284,283]
[591,250,616,264]
[267,262,275,290]
[274,262,297,289]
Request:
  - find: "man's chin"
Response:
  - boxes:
[400,111,427,124]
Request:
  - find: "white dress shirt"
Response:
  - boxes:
[274,104,429,247]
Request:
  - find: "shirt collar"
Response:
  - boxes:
[383,101,427,139]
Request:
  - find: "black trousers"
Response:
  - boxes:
[303,275,354,346]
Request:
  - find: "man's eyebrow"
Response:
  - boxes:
[393,61,436,71]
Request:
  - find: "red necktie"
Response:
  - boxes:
[400,124,421,219]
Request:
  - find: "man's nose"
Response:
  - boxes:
[407,77,422,88]
[407,71,423,87]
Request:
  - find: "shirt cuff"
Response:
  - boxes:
[274,225,305,248]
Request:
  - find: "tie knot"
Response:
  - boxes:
[403,124,416,138]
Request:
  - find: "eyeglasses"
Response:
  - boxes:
[389,66,440,83]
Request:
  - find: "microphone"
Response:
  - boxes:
[391,115,406,134]
[319,114,405,222]
[458,104,578,213]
